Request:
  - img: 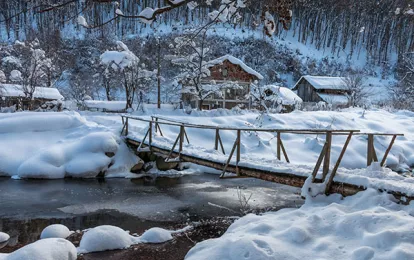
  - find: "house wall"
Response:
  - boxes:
[296,79,322,102]
[182,60,260,110]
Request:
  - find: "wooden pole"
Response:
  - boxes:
[179,125,184,154]
[218,132,225,155]
[322,131,332,181]
[183,127,190,144]
[381,135,397,166]
[277,132,281,160]
[215,128,219,151]
[236,130,241,175]
[311,143,328,182]
[280,139,290,163]
[325,132,353,194]
[125,118,129,136]
[220,138,238,178]
[149,121,152,149]
[367,134,374,166]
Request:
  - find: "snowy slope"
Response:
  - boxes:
[186,188,414,260]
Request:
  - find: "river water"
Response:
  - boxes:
[0,173,303,247]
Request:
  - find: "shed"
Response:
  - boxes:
[182,55,263,110]
[0,84,64,110]
[292,76,349,106]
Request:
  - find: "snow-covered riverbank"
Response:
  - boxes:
[0,111,138,179]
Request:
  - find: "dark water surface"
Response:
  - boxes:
[0,173,303,246]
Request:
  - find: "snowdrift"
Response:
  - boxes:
[186,188,414,260]
[0,111,137,179]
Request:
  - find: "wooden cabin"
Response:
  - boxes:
[182,55,263,110]
[292,76,350,107]
[0,84,64,111]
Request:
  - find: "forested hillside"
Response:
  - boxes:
[0,0,413,105]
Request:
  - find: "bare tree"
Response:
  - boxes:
[390,52,414,110]
[343,74,371,107]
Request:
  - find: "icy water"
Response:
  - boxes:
[0,173,303,246]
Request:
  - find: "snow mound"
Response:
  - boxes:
[40,224,72,239]
[0,232,9,243]
[1,238,76,260]
[186,189,414,260]
[77,225,136,254]
[139,228,173,243]
[17,132,118,179]
[0,111,85,134]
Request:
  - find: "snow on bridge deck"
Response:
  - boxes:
[121,115,414,200]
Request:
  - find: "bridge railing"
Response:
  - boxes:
[120,115,403,194]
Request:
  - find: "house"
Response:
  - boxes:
[251,85,302,112]
[0,84,64,111]
[182,55,263,110]
[292,76,349,106]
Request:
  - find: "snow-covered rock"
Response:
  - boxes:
[1,238,76,260]
[140,228,173,244]
[0,233,9,243]
[77,225,137,253]
[40,224,72,239]
[186,188,414,260]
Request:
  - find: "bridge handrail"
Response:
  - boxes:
[121,114,362,135]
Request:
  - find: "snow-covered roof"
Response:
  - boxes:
[264,85,302,105]
[206,55,264,80]
[293,76,347,90]
[0,84,64,100]
[84,100,126,111]
[317,93,349,105]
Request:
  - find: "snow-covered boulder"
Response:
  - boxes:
[2,238,76,260]
[77,225,137,254]
[0,232,9,243]
[40,224,72,239]
[140,228,173,244]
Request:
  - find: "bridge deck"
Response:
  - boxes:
[126,137,413,202]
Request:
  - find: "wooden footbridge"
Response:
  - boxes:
[120,115,412,201]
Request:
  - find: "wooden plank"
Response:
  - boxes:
[179,125,184,154]
[381,135,397,166]
[125,118,129,136]
[325,132,353,194]
[311,142,327,182]
[148,122,152,149]
[367,134,374,166]
[322,131,332,181]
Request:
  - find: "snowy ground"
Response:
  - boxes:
[186,188,414,260]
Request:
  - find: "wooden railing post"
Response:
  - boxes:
[148,121,152,149]
[277,132,281,160]
[179,125,184,154]
[236,130,241,175]
[322,131,332,181]
[125,118,129,136]
[215,128,219,151]
[367,134,378,166]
